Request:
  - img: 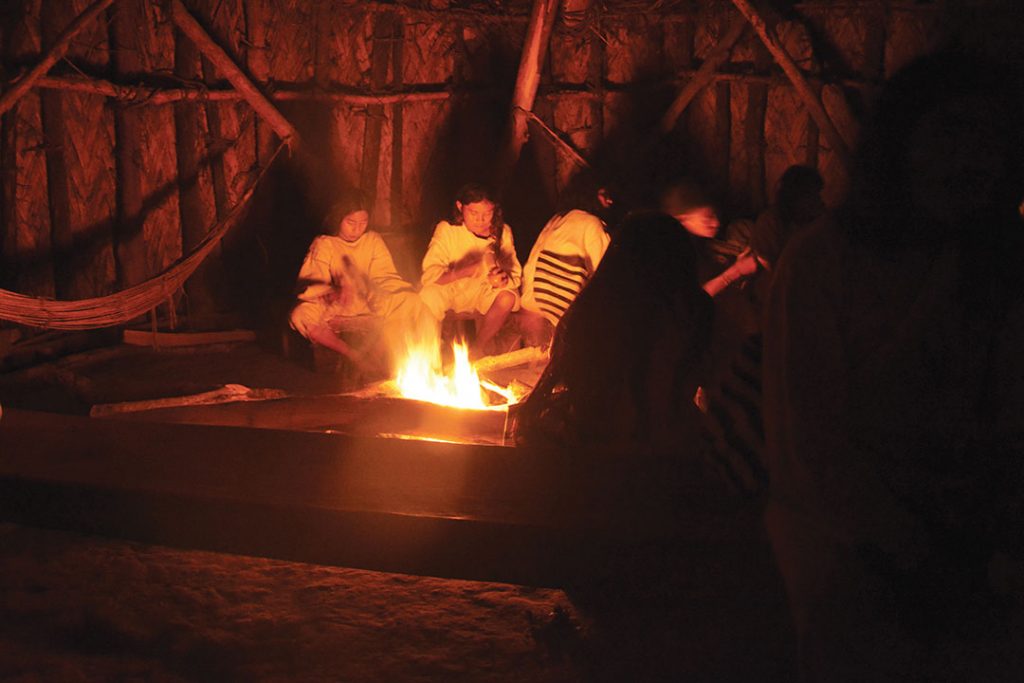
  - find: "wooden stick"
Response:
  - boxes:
[0,0,116,118]
[165,0,300,147]
[89,384,288,416]
[659,14,747,134]
[498,0,559,183]
[521,109,592,170]
[727,0,852,168]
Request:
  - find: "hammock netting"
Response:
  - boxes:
[0,143,284,331]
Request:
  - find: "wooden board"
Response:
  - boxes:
[0,409,759,587]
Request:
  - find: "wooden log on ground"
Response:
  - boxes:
[121,328,256,347]
[89,383,288,417]
[0,409,758,587]
[165,0,300,147]
[0,0,116,118]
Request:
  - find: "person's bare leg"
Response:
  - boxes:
[472,290,516,358]
[518,311,554,348]
[305,325,378,373]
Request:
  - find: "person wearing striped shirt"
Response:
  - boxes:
[519,182,616,345]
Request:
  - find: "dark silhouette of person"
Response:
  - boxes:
[516,210,713,454]
[762,48,1024,681]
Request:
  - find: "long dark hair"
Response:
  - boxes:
[451,183,504,240]
[775,165,823,225]
[845,50,1023,250]
[516,211,713,448]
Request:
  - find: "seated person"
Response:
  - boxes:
[419,184,522,357]
[660,178,760,296]
[290,191,423,370]
[519,173,617,346]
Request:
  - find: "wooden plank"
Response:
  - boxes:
[121,328,256,346]
[0,410,757,586]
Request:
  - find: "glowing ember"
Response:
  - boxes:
[395,340,496,410]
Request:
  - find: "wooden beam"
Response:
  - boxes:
[0,410,759,586]
[498,0,559,185]
[523,110,592,171]
[727,0,852,168]
[165,0,300,148]
[33,75,460,105]
[659,14,747,134]
[0,0,116,118]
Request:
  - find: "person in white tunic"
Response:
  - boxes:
[419,184,522,357]
[290,191,426,370]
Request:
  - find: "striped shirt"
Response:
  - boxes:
[522,210,610,325]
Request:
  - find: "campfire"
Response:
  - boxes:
[394,340,524,410]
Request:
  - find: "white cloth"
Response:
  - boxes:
[521,210,609,325]
[419,220,522,319]
[290,232,414,337]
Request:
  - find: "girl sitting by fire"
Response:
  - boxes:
[290,190,425,371]
[419,184,522,358]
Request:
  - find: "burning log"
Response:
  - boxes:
[474,346,549,375]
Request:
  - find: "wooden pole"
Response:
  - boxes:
[165,0,300,148]
[522,110,591,170]
[497,0,559,185]
[659,14,747,134]
[727,0,852,168]
[0,0,116,118]
[34,75,459,105]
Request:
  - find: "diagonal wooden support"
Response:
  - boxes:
[165,0,300,148]
[728,0,852,169]
[660,14,748,134]
[497,0,559,186]
[0,0,117,118]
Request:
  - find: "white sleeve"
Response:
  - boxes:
[500,225,522,290]
[582,218,611,274]
[295,237,333,302]
[421,223,451,286]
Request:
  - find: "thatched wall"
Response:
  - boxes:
[0,0,973,327]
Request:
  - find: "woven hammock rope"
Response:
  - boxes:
[0,143,285,331]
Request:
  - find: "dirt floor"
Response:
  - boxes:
[0,342,796,681]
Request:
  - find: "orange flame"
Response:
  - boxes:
[395,340,496,410]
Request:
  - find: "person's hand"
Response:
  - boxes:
[447,253,483,281]
[321,286,344,305]
[487,266,510,289]
[733,248,760,277]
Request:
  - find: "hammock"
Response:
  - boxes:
[0,143,285,330]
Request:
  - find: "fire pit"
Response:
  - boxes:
[90,345,548,446]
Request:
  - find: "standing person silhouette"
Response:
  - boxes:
[762,49,1024,681]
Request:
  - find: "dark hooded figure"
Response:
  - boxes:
[516,210,713,454]
[762,48,1024,681]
